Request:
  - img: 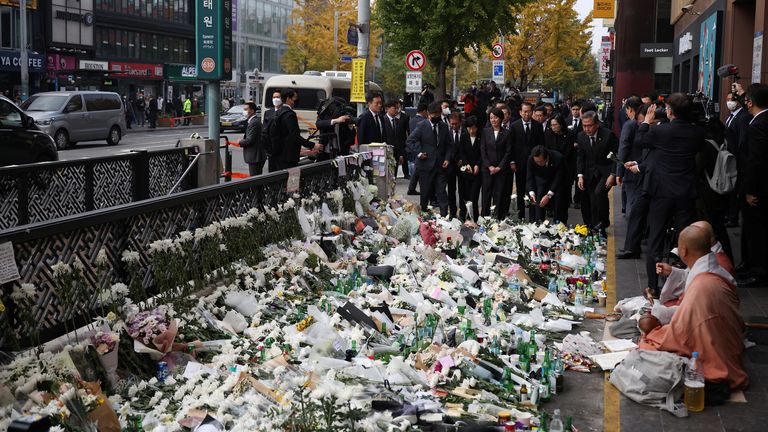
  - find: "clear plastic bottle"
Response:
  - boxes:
[549,408,565,432]
[684,351,705,412]
[548,276,558,294]
[509,276,521,303]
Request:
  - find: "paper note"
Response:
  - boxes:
[286,167,301,193]
[439,355,455,368]
[590,351,630,371]
[336,157,347,177]
[0,242,20,285]
[601,339,638,352]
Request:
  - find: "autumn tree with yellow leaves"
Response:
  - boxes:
[504,0,599,97]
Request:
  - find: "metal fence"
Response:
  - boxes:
[0,146,197,231]
[0,155,371,347]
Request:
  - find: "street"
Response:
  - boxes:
[55,125,253,177]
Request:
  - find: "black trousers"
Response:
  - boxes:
[580,174,611,228]
[248,160,266,176]
[554,188,569,224]
[482,171,507,219]
[645,196,697,292]
[419,169,448,216]
[623,192,650,253]
[514,168,528,220]
[408,161,420,192]
[458,172,482,221]
[446,168,458,218]
[742,199,768,277]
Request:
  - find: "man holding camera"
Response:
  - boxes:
[625,93,705,295]
[315,98,355,160]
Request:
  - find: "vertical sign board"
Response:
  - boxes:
[753,31,763,83]
[350,58,367,103]
[492,60,504,85]
[593,0,615,19]
[406,71,422,93]
[196,0,233,80]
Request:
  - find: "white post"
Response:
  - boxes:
[356,0,369,116]
[334,10,339,70]
[19,0,28,100]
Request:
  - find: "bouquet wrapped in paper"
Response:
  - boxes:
[125,308,178,359]
[89,330,120,387]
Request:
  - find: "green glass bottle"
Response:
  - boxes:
[528,330,538,359]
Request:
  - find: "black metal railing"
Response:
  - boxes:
[0,154,372,347]
[0,146,197,231]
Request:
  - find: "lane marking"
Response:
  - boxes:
[604,190,621,432]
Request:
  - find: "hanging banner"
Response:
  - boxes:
[594,0,615,19]
[350,58,367,103]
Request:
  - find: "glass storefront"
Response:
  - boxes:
[95,27,192,64]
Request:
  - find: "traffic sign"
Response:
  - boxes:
[406,50,426,71]
[340,55,353,63]
[406,71,422,93]
[491,43,504,59]
[492,60,505,85]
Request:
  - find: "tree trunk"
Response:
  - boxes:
[437,56,447,101]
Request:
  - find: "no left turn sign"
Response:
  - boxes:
[406,50,426,71]
[492,43,504,59]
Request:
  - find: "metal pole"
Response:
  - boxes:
[452,67,457,99]
[19,0,28,100]
[236,0,243,101]
[207,82,221,182]
[356,0,370,116]
[334,10,339,70]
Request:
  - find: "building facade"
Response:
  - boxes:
[0,0,45,98]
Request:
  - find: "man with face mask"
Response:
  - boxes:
[440,100,452,124]
[263,90,284,172]
[406,101,453,216]
[271,88,315,170]
[723,92,752,227]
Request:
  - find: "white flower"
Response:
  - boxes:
[121,250,140,264]
[11,283,36,302]
[110,283,129,298]
[49,426,65,432]
[51,261,71,277]
[95,248,109,267]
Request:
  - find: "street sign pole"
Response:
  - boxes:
[356,0,370,116]
[20,0,28,100]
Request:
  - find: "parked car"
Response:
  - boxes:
[220,104,250,132]
[0,95,57,167]
[21,91,127,150]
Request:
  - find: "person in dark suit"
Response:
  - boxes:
[314,98,355,160]
[457,115,482,221]
[445,112,465,218]
[382,99,410,177]
[480,108,513,219]
[615,96,643,254]
[625,94,705,294]
[526,145,564,223]
[509,102,545,219]
[263,89,283,172]
[356,91,384,146]
[576,110,618,232]
[406,101,453,216]
[724,92,753,226]
[238,102,265,176]
[544,115,575,223]
[565,101,583,134]
[407,102,429,195]
[739,83,768,286]
[271,88,316,170]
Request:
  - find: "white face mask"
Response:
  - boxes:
[442,108,451,116]
[726,100,738,111]
[273,98,283,108]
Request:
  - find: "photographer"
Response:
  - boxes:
[314,97,356,160]
[626,93,705,296]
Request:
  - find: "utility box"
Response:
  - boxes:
[179,138,220,187]
[358,143,395,200]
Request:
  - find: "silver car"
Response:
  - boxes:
[21,91,127,149]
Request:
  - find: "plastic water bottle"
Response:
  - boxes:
[548,276,558,294]
[509,276,521,303]
[549,408,565,432]
[684,352,705,412]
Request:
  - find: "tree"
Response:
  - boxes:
[503,0,595,98]
[375,0,521,99]
[282,0,381,74]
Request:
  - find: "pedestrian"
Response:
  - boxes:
[381,99,409,177]
[457,115,482,221]
[526,145,564,223]
[407,102,430,195]
[183,96,192,126]
[222,97,230,112]
[356,91,385,145]
[616,96,643,218]
[122,95,134,129]
[480,108,513,219]
[238,101,266,176]
[446,111,463,218]
[406,101,452,216]
[576,110,618,235]
[463,93,486,130]
[157,95,164,113]
[509,102,546,220]
[532,105,549,132]
[314,97,355,160]
[723,90,752,227]
[147,95,158,128]
[270,88,314,170]
[544,114,575,223]
[135,94,146,127]
[263,89,283,173]
[420,84,435,106]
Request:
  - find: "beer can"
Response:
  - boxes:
[157,361,169,382]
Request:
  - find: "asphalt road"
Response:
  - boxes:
[55,125,253,176]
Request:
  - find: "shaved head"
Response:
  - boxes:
[691,220,716,246]
[678,225,711,266]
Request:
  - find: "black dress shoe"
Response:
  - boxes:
[616,250,640,259]
[407,190,419,195]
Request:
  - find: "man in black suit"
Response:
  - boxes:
[615,96,643,258]
[382,99,409,177]
[314,98,355,160]
[263,89,283,172]
[271,88,316,170]
[509,101,545,219]
[357,91,384,145]
[625,93,705,294]
[566,101,583,133]
[445,112,465,218]
[740,83,768,285]
[457,115,482,221]
[407,102,429,195]
[406,101,453,216]
[724,92,752,226]
[576,110,618,232]
[238,102,266,176]
[526,145,564,222]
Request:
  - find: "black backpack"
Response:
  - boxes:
[261,108,286,156]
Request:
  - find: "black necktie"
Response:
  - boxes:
[454,131,459,145]
[392,117,397,130]
[433,125,438,147]
[375,114,382,137]
[590,136,596,148]
[726,113,734,128]
[524,123,530,136]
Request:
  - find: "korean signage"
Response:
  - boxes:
[599,37,612,74]
[109,62,164,79]
[492,60,504,85]
[593,0,615,19]
[46,53,76,71]
[196,0,233,80]
[0,49,45,72]
[406,71,422,93]
[79,60,108,71]
[753,32,763,83]
[166,64,198,80]
[350,58,366,103]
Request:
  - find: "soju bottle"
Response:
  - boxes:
[528,330,538,359]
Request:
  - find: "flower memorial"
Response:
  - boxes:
[1,177,610,431]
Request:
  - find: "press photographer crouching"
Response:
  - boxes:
[314,96,357,160]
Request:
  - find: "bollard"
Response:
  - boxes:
[178,138,219,187]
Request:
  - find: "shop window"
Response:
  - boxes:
[1,7,11,49]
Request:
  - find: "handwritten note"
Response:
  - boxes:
[0,242,20,285]
[286,167,301,193]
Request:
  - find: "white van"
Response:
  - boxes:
[261,74,382,136]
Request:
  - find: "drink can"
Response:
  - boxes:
[157,361,169,382]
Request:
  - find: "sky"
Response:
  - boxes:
[574,0,610,54]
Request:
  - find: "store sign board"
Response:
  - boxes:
[79,60,108,71]
[0,50,45,72]
[47,53,76,71]
[166,64,198,80]
[109,62,164,79]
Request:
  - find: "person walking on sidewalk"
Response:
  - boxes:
[183,96,192,126]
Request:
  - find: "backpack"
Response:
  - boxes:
[609,349,689,417]
[705,139,737,194]
[261,108,286,156]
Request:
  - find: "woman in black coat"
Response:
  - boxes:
[543,114,575,223]
[480,108,513,219]
[457,115,483,221]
